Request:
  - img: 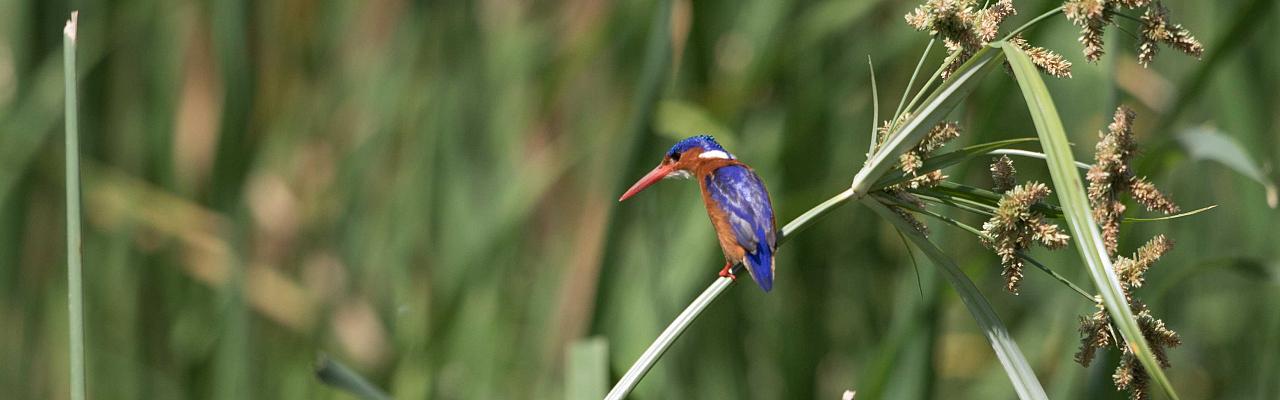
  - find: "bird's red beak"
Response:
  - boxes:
[619,164,676,202]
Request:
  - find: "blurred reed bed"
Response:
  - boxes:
[0,0,1277,399]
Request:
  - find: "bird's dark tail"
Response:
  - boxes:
[745,245,773,292]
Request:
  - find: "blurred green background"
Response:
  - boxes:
[1,0,1277,399]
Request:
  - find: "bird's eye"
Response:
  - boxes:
[669,153,681,161]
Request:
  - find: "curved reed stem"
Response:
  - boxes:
[604,188,855,400]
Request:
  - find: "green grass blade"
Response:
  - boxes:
[867,56,880,159]
[315,354,392,400]
[1122,204,1218,223]
[998,41,1182,400]
[930,182,1063,216]
[62,12,86,400]
[852,45,1004,196]
[986,149,1092,171]
[894,38,936,122]
[865,199,1049,400]
[567,338,609,400]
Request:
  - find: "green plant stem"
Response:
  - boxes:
[898,53,950,125]
[604,188,855,400]
[1122,205,1217,222]
[913,191,996,216]
[63,12,85,400]
[868,57,880,159]
[987,149,1092,170]
[894,38,936,122]
[880,193,1095,301]
[1002,6,1064,41]
[873,138,1040,189]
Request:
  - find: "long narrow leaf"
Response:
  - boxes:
[865,199,1048,400]
[867,56,880,160]
[999,41,1181,400]
[874,137,1039,189]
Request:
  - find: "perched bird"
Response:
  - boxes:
[618,135,779,292]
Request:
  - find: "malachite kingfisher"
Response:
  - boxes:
[618,135,779,292]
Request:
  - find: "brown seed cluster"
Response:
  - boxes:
[1086,106,1180,255]
[1009,35,1073,78]
[1077,108,1182,400]
[897,121,961,193]
[906,0,1073,78]
[1114,234,1173,289]
[980,161,1070,294]
[1076,296,1181,400]
[1137,3,1203,67]
[905,0,1017,79]
[1064,0,1202,65]
[900,122,960,177]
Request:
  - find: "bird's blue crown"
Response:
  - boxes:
[667,135,727,158]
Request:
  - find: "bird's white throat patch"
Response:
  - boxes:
[698,150,732,159]
[665,170,692,180]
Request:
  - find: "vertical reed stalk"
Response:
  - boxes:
[62,11,86,400]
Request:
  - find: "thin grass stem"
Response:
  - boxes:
[1122,204,1217,222]
[899,52,951,123]
[867,56,880,159]
[1002,6,1065,41]
[62,12,86,400]
[879,194,1094,301]
[987,149,1092,170]
[913,191,996,216]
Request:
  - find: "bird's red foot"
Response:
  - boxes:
[718,262,737,281]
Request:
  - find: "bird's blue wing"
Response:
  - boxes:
[705,165,777,291]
